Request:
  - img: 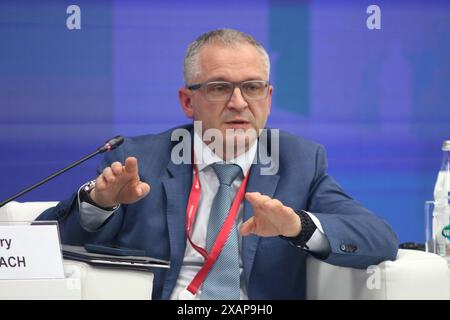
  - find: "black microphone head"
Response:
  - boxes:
[98,135,125,153]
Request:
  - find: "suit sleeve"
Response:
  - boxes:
[306,144,399,269]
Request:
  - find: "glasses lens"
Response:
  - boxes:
[205,82,233,101]
[242,81,268,100]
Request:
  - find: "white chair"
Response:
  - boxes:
[1,201,449,299]
[0,201,153,300]
[307,249,450,299]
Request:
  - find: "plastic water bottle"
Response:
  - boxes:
[433,140,450,258]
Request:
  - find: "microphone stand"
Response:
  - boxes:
[0,136,124,208]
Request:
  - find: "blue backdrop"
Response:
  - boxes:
[1,0,449,244]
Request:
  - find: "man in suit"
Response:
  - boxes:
[37,28,398,300]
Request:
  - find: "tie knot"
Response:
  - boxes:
[211,163,242,186]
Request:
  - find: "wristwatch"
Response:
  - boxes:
[279,210,317,249]
[83,180,96,194]
[80,180,118,211]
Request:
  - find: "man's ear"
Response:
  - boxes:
[179,87,194,118]
[267,85,273,114]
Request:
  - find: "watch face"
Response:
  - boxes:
[84,180,96,193]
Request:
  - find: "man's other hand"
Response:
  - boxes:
[240,192,301,237]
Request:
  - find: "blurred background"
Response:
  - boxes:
[1,0,449,244]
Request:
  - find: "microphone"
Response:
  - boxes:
[0,135,125,208]
[97,135,124,153]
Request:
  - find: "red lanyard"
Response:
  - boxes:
[184,164,250,296]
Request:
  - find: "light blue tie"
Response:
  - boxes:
[201,163,242,300]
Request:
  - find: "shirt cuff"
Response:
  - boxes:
[306,212,324,233]
[77,185,118,232]
[303,212,331,259]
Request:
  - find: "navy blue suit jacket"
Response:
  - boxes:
[37,124,398,299]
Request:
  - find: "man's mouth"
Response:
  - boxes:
[224,120,250,130]
[225,120,250,125]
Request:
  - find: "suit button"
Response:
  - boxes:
[340,244,347,252]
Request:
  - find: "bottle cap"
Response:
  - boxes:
[442,141,450,151]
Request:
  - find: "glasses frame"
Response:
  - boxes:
[187,80,270,102]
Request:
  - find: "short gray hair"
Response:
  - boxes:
[183,28,270,84]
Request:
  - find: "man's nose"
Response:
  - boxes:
[226,87,248,110]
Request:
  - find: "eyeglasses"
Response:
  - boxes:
[187,80,270,102]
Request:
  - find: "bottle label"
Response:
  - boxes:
[442,225,450,240]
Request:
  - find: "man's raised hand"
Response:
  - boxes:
[89,157,150,208]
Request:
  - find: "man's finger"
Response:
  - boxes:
[124,157,138,175]
[245,192,271,209]
[101,174,109,188]
[103,167,116,184]
[240,217,256,236]
[135,186,142,197]
[140,182,151,196]
[245,192,259,202]
[111,162,124,176]
[131,182,151,199]
[95,175,106,191]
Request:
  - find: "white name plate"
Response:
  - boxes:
[0,222,64,280]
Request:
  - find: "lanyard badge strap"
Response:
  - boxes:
[184,164,250,296]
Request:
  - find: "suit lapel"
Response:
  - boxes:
[242,144,280,286]
[161,160,192,299]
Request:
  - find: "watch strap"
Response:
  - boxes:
[279,210,317,249]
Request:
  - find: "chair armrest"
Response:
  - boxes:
[306,249,450,299]
[0,201,58,221]
[63,260,153,300]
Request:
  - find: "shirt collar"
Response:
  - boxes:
[193,131,256,175]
